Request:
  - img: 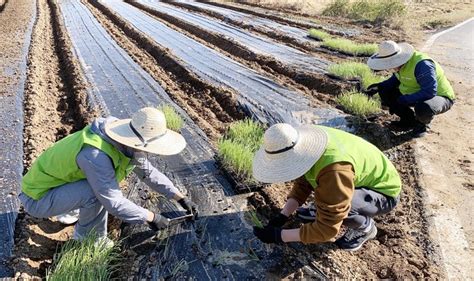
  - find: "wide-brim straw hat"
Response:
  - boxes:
[105,107,186,155]
[368,40,415,71]
[253,124,328,184]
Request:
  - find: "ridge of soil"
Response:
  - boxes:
[128,0,348,97]
[12,0,97,278]
[165,0,353,60]
[88,0,245,140]
[84,0,241,141]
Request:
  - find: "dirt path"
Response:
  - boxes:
[416,18,474,279]
[0,0,35,277]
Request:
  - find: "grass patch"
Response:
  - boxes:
[159,105,184,132]
[328,62,386,88]
[336,90,381,117]
[308,28,332,41]
[422,19,450,30]
[217,119,264,182]
[322,38,378,56]
[322,0,406,25]
[46,235,119,281]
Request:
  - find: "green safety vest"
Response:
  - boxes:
[395,51,455,100]
[22,125,134,200]
[304,126,401,198]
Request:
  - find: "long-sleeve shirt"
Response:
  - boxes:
[379,59,438,105]
[75,117,182,224]
[287,162,355,244]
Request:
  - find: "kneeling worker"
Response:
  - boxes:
[20,107,198,242]
[366,40,455,137]
[252,124,401,251]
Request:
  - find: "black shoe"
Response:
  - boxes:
[389,119,417,129]
[412,123,429,138]
[296,205,316,221]
[335,221,377,251]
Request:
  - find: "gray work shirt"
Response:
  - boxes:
[75,117,181,223]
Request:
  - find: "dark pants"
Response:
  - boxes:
[379,88,454,124]
[343,188,399,230]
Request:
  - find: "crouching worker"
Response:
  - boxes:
[252,124,401,251]
[366,40,455,137]
[20,107,198,243]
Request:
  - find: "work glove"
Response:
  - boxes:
[148,213,170,231]
[268,213,289,228]
[364,83,380,97]
[253,226,283,244]
[178,197,199,219]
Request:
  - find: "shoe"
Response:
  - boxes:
[56,209,80,225]
[412,123,429,138]
[335,221,377,251]
[389,119,416,129]
[296,204,316,221]
[94,236,115,249]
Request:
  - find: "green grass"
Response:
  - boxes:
[328,62,386,88]
[308,28,332,41]
[217,119,264,182]
[322,38,378,56]
[336,90,381,117]
[159,105,184,132]
[46,235,119,281]
[322,0,406,25]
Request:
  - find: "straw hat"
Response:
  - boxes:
[104,107,186,155]
[253,123,328,184]
[367,40,415,71]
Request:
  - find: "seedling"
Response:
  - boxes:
[322,38,378,56]
[328,61,386,88]
[336,90,381,117]
[249,210,264,228]
[158,105,184,132]
[46,234,119,281]
[308,28,332,41]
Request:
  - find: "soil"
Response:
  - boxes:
[2,0,470,279]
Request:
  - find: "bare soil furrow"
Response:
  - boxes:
[129,0,349,96]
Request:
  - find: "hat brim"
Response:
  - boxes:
[252,125,328,184]
[104,119,186,155]
[368,43,415,71]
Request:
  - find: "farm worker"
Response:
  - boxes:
[19,107,198,243]
[366,40,455,137]
[252,124,401,251]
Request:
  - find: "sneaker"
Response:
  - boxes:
[296,205,316,221]
[335,221,377,251]
[94,236,115,249]
[56,209,80,225]
[412,123,429,138]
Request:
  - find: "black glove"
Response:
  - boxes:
[253,226,283,244]
[268,213,289,227]
[178,197,199,219]
[148,213,170,231]
[364,83,380,97]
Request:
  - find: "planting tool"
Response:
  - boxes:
[168,214,194,226]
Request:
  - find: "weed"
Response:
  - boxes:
[323,0,406,25]
[46,234,119,281]
[336,90,381,117]
[249,210,263,228]
[322,38,378,56]
[328,62,386,88]
[159,105,184,131]
[423,19,450,30]
[217,119,264,182]
[308,28,332,41]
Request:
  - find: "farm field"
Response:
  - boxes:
[0,0,472,279]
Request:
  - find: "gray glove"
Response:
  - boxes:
[148,213,170,231]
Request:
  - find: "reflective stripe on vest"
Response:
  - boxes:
[304,126,401,198]
[22,125,133,200]
[395,51,455,100]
